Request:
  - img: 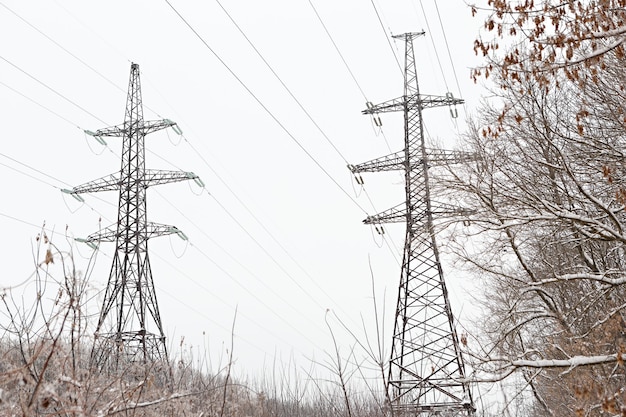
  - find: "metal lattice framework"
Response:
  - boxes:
[350,32,475,415]
[70,63,198,369]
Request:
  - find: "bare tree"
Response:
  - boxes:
[444,50,626,415]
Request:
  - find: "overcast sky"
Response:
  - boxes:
[0,0,484,380]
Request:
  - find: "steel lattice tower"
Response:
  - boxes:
[69,63,199,369]
[349,32,475,415]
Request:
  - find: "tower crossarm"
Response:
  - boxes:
[417,93,464,110]
[348,150,405,173]
[349,148,474,175]
[82,224,118,243]
[426,148,477,165]
[431,201,476,218]
[70,173,121,194]
[144,169,200,187]
[79,222,183,243]
[67,170,199,196]
[146,222,184,239]
[363,94,464,115]
[364,203,407,224]
[363,96,406,114]
[93,119,179,138]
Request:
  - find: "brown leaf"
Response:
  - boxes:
[45,249,54,265]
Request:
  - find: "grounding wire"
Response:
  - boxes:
[0,54,109,126]
[5,2,165,122]
[163,0,369,216]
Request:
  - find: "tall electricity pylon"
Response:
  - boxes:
[69,63,199,369]
[349,32,475,415]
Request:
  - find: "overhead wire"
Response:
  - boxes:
[163,0,369,216]
[417,0,450,93]
[0,54,109,126]
[432,0,464,99]
[34,0,400,325]
[307,0,368,101]
[304,1,403,261]
[151,242,321,356]
[0,80,79,129]
[211,0,404,305]
[0,2,127,97]
[22,83,335,353]
[2,223,278,363]
[369,0,403,78]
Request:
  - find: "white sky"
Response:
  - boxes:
[0,0,484,382]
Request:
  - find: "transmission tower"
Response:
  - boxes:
[349,32,475,415]
[68,63,199,369]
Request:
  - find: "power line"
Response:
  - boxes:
[433,0,465,99]
[307,0,368,101]
[0,54,109,126]
[150,184,330,337]
[152,243,319,357]
[211,0,406,306]
[417,0,450,92]
[0,2,126,97]
[215,0,351,165]
[0,80,80,129]
[163,0,369,216]
[369,0,403,78]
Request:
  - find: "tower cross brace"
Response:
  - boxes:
[350,32,475,416]
[70,63,199,369]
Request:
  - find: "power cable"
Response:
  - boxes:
[0,2,126,97]
[163,0,369,216]
[0,211,49,230]
[0,152,69,189]
[417,0,450,93]
[216,0,351,164]
[211,0,405,300]
[150,184,330,337]
[0,80,80,129]
[0,54,109,126]
[307,0,368,101]
[369,0,403,78]
[151,244,317,357]
[433,0,464,99]
[185,242,325,350]
[3,3,398,361]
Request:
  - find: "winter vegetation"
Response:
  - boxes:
[449,1,626,415]
[0,233,390,417]
[5,2,626,417]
